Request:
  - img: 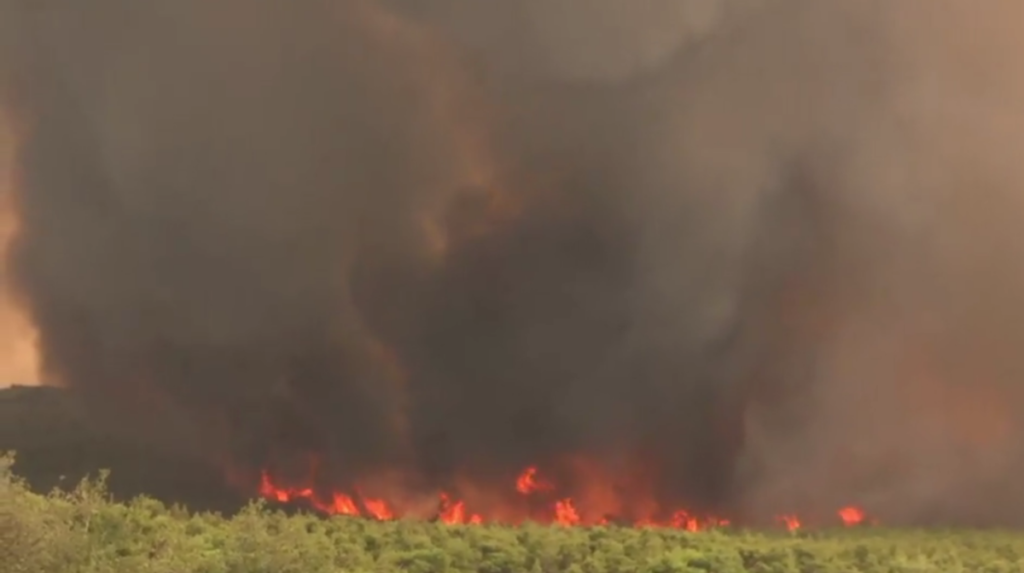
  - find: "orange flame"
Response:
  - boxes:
[668,510,724,532]
[515,466,554,494]
[554,498,580,526]
[436,493,483,525]
[331,493,359,516]
[778,514,801,531]
[0,113,41,387]
[838,505,865,526]
[252,460,867,531]
[363,497,394,521]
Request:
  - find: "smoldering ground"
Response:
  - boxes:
[2,0,1024,525]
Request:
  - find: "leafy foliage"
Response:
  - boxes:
[3,453,1024,573]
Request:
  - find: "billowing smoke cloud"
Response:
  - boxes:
[2,0,1024,525]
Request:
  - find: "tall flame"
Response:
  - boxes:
[0,112,40,387]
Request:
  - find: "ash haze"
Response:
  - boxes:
[1,0,1024,525]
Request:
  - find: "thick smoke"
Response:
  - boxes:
[2,0,1024,525]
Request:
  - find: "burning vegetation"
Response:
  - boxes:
[0,115,38,387]
[2,0,1024,530]
[254,460,872,530]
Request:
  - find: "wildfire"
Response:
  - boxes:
[362,497,394,521]
[253,462,870,531]
[777,514,801,532]
[439,493,482,525]
[553,498,581,526]
[332,493,359,515]
[515,466,553,494]
[0,112,41,387]
[838,505,865,526]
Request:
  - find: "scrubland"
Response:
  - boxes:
[3,453,1024,573]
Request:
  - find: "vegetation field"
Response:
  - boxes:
[2,455,1023,573]
[3,386,1024,573]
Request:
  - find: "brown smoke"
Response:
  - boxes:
[1,0,1024,525]
[703,1,1024,525]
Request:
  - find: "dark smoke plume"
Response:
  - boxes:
[3,0,1024,525]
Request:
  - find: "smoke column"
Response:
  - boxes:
[2,0,1024,525]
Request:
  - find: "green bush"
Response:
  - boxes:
[3,452,1024,573]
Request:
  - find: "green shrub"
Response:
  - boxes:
[3,453,1024,573]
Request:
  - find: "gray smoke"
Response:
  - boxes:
[2,0,1024,525]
